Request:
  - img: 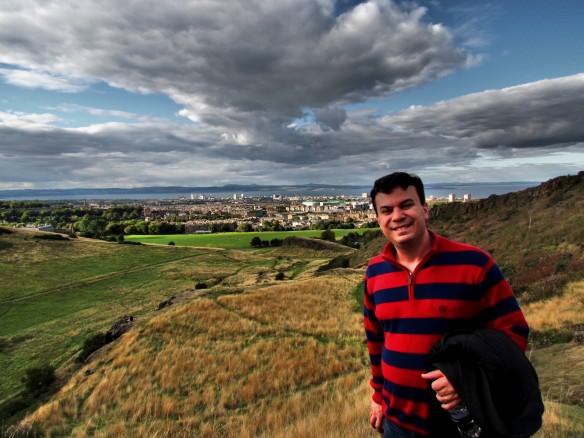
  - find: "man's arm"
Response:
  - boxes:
[478,259,529,351]
[363,276,384,425]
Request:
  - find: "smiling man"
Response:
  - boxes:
[363,172,529,437]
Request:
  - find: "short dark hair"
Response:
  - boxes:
[370,172,426,213]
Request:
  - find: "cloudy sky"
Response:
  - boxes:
[1,0,583,189]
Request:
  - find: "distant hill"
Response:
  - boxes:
[352,171,584,303]
[0,181,538,200]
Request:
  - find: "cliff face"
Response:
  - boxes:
[430,171,584,220]
[356,172,584,303]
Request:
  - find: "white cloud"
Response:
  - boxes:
[0,68,90,92]
[0,110,61,129]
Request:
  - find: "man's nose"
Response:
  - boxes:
[391,208,405,220]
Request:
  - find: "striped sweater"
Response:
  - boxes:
[364,231,529,436]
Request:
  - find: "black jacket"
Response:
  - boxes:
[430,329,544,438]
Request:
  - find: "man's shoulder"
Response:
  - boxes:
[366,253,387,267]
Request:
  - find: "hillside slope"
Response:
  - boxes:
[17,272,369,437]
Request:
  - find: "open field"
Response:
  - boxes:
[125,228,379,249]
[0,229,336,407]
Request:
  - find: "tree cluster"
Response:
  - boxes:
[250,237,283,248]
[339,229,381,249]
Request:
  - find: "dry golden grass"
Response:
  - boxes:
[218,275,362,336]
[22,270,370,437]
[523,280,584,330]
[535,400,584,437]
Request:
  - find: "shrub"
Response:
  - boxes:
[77,333,107,363]
[250,236,262,247]
[352,280,365,313]
[275,272,285,280]
[317,255,350,272]
[168,241,175,246]
[22,365,56,396]
[32,233,69,241]
[0,395,31,419]
[195,282,208,290]
[270,238,283,247]
[529,329,574,348]
[320,229,336,241]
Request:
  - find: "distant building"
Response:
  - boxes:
[362,192,368,198]
[448,193,456,203]
[463,193,471,202]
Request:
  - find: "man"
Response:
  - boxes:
[364,172,529,437]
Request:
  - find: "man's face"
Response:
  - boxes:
[375,186,429,248]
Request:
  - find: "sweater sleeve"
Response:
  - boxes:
[478,258,529,352]
[363,274,384,404]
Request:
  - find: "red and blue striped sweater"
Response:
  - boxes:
[364,231,529,436]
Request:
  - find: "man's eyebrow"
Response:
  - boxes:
[377,198,415,209]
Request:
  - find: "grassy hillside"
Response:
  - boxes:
[3,173,584,437]
[0,228,342,416]
[18,274,369,437]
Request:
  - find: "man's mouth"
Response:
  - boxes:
[391,223,412,231]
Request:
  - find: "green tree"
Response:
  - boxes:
[237,222,253,232]
[22,365,56,395]
[321,229,336,241]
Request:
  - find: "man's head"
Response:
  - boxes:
[370,172,429,251]
[370,172,425,214]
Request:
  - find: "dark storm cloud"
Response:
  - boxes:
[384,74,584,150]
[0,0,470,125]
[314,106,347,131]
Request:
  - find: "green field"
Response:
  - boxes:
[0,228,341,408]
[125,228,379,249]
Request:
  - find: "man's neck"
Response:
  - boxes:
[394,231,432,272]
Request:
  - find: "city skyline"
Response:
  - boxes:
[1,0,583,189]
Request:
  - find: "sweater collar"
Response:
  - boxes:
[380,230,443,264]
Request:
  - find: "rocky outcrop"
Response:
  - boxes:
[105,315,134,343]
[430,171,584,220]
[157,296,176,310]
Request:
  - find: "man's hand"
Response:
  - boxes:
[369,399,384,433]
[421,369,461,410]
